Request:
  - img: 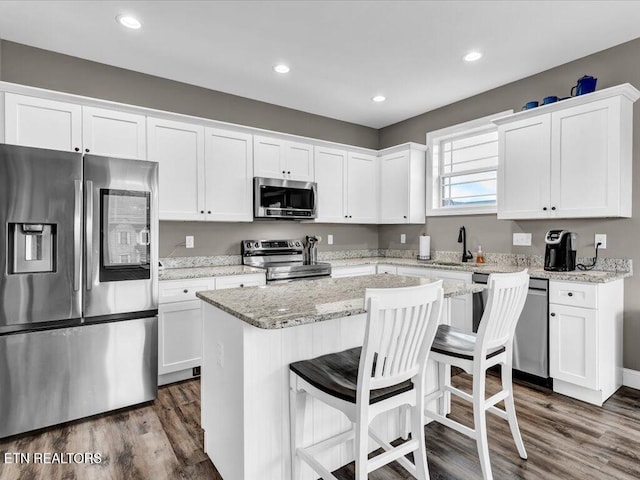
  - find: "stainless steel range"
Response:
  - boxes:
[241,239,331,282]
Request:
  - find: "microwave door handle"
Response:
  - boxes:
[73,180,82,292]
[85,180,93,291]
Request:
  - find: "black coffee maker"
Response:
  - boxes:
[544,230,577,271]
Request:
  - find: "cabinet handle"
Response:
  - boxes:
[200,210,204,214]
[183,289,188,293]
[568,292,573,297]
[550,312,556,316]
[207,210,212,214]
[349,215,352,218]
[403,215,407,218]
[287,171,291,174]
[344,215,348,218]
[551,206,557,211]
[74,147,80,152]
[85,148,90,153]
[240,284,244,288]
[543,207,548,211]
[282,170,286,174]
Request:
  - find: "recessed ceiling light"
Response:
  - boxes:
[464,51,483,62]
[116,15,142,30]
[372,95,386,103]
[273,64,290,74]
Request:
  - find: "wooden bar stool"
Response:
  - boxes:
[289,281,444,480]
[424,270,529,480]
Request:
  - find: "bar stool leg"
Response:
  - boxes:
[502,364,527,459]
[355,407,369,480]
[473,369,492,480]
[289,386,307,480]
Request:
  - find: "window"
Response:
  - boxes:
[426,110,512,216]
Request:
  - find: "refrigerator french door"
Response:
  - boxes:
[0,144,158,439]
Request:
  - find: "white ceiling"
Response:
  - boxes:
[1,1,640,128]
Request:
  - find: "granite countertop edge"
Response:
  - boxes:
[196,280,483,330]
[159,265,264,281]
[329,257,631,283]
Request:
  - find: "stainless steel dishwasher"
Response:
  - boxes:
[472,273,551,387]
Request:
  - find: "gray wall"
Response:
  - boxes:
[160,222,378,257]
[0,41,378,149]
[379,37,640,370]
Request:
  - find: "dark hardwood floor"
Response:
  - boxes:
[1,374,639,480]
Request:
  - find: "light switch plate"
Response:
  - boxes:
[327,234,334,245]
[595,234,607,249]
[185,235,194,248]
[400,234,406,244]
[513,233,532,246]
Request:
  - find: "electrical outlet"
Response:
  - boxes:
[327,234,334,245]
[595,234,607,249]
[185,235,194,248]
[400,234,406,244]
[512,233,532,246]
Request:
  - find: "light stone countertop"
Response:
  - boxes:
[329,257,631,283]
[159,264,264,281]
[197,274,484,329]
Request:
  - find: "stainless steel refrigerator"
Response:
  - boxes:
[0,143,159,438]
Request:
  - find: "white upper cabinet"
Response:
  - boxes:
[378,144,426,224]
[4,93,146,159]
[4,93,82,152]
[204,127,254,221]
[314,147,379,223]
[496,84,639,219]
[346,152,378,223]
[82,106,146,159]
[147,117,206,221]
[148,119,253,222]
[253,135,314,181]
[315,146,348,222]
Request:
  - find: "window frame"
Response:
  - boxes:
[426,110,512,216]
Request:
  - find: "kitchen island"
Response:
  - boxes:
[197,274,483,480]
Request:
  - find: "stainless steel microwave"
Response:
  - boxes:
[254,177,317,220]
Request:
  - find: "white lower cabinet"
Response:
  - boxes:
[158,273,266,385]
[330,265,377,278]
[549,279,624,406]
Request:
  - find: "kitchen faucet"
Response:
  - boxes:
[458,226,473,263]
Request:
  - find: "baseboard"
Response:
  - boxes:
[623,368,640,390]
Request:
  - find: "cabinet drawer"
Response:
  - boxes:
[215,274,265,290]
[549,281,597,309]
[377,265,397,274]
[331,265,377,278]
[396,266,432,278]
[159,278,214,304]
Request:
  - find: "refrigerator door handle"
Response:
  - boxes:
[85,180,93,291]
[73,180,82,292]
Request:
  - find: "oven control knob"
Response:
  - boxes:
[288,241,293,247]
[295,241,301,247]
[254,242,260,248]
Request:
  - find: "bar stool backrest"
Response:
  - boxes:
[476,270,530,356]
[357,281,444,401]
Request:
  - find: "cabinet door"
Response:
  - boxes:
[379,151,409,223]
[204,128,253,221]
[158,300,202,375]
[549,304,598,389]
[315,146,347,222]
[4,93,82,152]
[497,115,551,219]
[254,135,285,178]
[82,106,146,159]
[551,98,621,217]
[346,152,378,223]
[285,141,314,181]
[147,117,205,221]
